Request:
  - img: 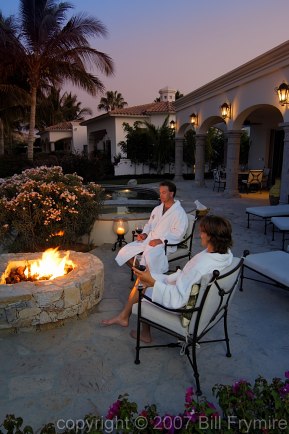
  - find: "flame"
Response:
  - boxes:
[49,230,65,238]
[24,248,75,281]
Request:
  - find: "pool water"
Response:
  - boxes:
[102,185,160,215]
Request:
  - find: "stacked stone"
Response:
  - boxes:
[0,251,104,330]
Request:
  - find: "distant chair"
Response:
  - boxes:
[213,169,226,192]
[241,169,263,193]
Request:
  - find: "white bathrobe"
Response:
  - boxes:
[149,249,233,309]
[115,200,188,273]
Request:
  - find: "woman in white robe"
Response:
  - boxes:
[102,215,233,343]
[115,182,188,273]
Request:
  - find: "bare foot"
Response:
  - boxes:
[130,329,152,343]
[101,315,129,327]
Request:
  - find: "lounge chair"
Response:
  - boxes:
[271,217,289,251]
[240,250,289,292]
[246,204,289,234]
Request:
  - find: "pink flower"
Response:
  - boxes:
[184,409,197,423]
[106,399,121,419]
[232,379,250,394]
[185,386,194,404]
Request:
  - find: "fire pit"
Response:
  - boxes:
[0,251,104,330]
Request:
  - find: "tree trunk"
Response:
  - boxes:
[27,86,37,161]
[0,118,4,155]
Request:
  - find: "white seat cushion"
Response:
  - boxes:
[246,205,289,218]
[271,217,289,230]
[132,299,188,338]
[167,247,189,260]
[244,251,289,287]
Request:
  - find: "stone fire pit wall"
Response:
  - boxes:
[0,251,104,330]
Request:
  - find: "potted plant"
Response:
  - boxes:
[269,178,281,205]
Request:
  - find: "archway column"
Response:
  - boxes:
[279,122,289,204]
[174,137,183,181]
[195,134,206,187]
[224,130,242,197]
[50,142,55,152]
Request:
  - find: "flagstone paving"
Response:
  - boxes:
[0,179,288,430]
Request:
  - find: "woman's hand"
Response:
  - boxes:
[132,266,155,287]
[148,238,162,247]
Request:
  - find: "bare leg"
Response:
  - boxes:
[101,278,141,327]
[130,323,152,343]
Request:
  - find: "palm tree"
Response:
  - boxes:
[0,13,30,154]
[98,90,128,112]
[36,88,92,129]
[143,116,175,173]
[0,0,114,161]
[175,90,184,99]
[60,92,93,121]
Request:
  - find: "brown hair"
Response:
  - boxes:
[159,180,176,197]
[199,215,233,254]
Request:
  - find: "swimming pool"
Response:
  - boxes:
[87,185,160,245]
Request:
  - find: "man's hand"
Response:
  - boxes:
[149,238,163,247]
[137,233,148,241]
[132,266,155,287]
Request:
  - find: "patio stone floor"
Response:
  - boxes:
[0,179,288,429]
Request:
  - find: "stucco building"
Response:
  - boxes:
[39,120,87,154]
[80,86,176,175]
[174,40,289,204]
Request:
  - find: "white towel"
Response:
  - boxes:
[194,200,207,210]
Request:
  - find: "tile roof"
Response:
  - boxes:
[45,121,73,132]
[110,101,175,116]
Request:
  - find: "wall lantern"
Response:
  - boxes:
[220,102,231,120]
[112,218,129,251]
[275,82,289,105]
[170,120,176,129]
[190,113,198,126]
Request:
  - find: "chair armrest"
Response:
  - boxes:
[132,230,136,242]
[165,233,192,248]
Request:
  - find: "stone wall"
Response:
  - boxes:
[0,251,104,331]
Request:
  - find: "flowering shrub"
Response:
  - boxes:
[0,166,104,252]
[1,373,289,433]
[213,371,289,433]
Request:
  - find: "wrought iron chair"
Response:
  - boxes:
[213,169,226,192]
[131,213,197,280]
[164,213,198,270]
[241,169,263,193]
[132,256,243,396]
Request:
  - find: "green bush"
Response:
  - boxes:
[0,166,104,252]
[0,155,34,178]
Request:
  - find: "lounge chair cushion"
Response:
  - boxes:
[244,251,289,287]
[246,205,289,218]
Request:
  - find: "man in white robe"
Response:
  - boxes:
[115,181,188,274]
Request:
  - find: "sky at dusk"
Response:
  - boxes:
[1,0,289,116]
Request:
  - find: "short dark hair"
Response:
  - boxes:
[159,180,176,197]
[199,215,233,254]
